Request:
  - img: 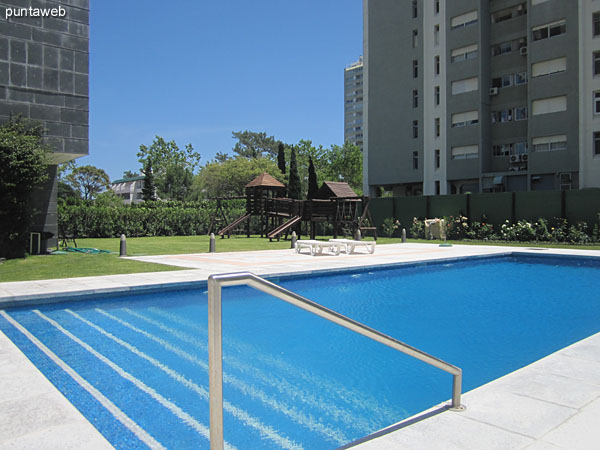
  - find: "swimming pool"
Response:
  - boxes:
[1,254,599,449]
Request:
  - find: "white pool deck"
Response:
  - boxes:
[0,243,599,449]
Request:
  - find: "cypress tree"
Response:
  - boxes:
[288,147,302,200]
[307,156,319,199]
[277,142,286,175]
[141,161,156,202]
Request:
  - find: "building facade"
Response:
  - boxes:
[344,56,364,150]
[110,176,145,204]
[364,0,600,196]
[0,0,89,250]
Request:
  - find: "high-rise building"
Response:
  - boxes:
[344,56,364,150]
[0,1,89,250]
[363,0,600,196]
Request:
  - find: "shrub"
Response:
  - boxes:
[410,217,425,239]
[0,117,50,258]
[381,218,400,237]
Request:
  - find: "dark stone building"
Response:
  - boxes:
[0,0,89,251]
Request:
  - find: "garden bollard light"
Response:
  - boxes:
[210,233,216,253]
[354,229,362,241]
[291,231,297,248]
[119,234,127,257]
[402,228,407,243]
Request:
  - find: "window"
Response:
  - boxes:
[451,10,478,30]
[435,0,440,15]
[514,106,528,121]
[451,145,479,159]
[412,0,418,18]
[435,149,440,169]
[491,41,513,56]
[595,132,600,155]
[515,72,528,85]
[434,56,440,75]
[492,142,528,156]
[491,4,527,24]
[532,57,567,77]
[434,25,440,45]
[413,151,419,169]
[532,20,566,41]
[435,181,440,195]
[594,91,600,114]
[491,74,513,88]
[491,107,527,123]
[594,12,600,37]
[451,77,478,95]
[413,89,419,108]
[412,29,418,48]
[532,135,567,152]
[413,59,419,78]
[451,44,478,63]
[435,118,440,137]
[595,52,600,76]
[413,120,419,138]
[532,96,567,115]
[451,110,479,127]
[434,86,440,105]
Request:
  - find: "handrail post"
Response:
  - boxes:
[208,277,224,450]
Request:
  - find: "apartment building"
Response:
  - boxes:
[344,56,364,150]
[0,1,89,250]
[363,0,600,196]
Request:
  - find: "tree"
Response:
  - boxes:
[123,170,139,178]
[0,116,50,258]
[66,165,111,200]
[277,142,286,175]
[57,161,80,202]
[194,157,283,199]
[213,151,231,163]
[307,156,319,199]
[141,160,156,202]
[288,147,302,200]
[232,130,279,159]
[163,163,193,201]
[325,142,363,194]
[137,136,201,200]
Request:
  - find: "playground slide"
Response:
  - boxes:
[218,213,251,236]
[267,215,302,239]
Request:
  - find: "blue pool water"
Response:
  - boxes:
[1,254,600,449]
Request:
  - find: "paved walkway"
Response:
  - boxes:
[1,243,599,449]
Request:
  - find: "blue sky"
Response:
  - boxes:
[84,1,363,180]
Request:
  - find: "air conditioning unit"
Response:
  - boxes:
[508,167,518,172]
[520,46,528,55]
[509,154,521,163]
[521,154,529,162]
[559,172,572,182]
[489,87,499,96]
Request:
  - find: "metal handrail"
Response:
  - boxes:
[208,272,463,450]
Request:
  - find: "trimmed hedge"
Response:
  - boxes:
[58,200,246,238]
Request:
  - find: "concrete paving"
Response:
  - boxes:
[0,243,599,449]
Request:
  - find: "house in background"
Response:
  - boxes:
[110,175,145,204]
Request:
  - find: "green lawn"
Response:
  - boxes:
[75,235,295,255]
[0,252,181,282]
[1,235,598,283]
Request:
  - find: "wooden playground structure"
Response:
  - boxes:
[210,173,377,241]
